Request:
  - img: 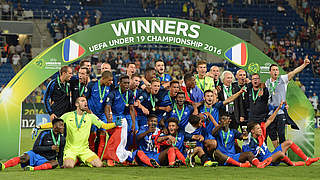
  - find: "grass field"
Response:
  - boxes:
[0,129,320,180]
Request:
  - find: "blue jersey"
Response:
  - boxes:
[164,104,193,130]
[137,125,161,153]
[242,135,271,161]
[215,129,242,156]
[106,87,134,116]
[198,101,224,133]
[157,73,172,83]
[85,81,111,115]
[135,91,158,116]
[184,122,213,141]
[154,90,172,120]
[159,131,186,156]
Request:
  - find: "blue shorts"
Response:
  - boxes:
[20,150,48,168]
[91,113,108,132]
[261,145,282,166]
[222,153,241,166]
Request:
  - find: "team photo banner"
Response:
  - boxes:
[0,17,314,160]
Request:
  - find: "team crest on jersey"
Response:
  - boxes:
[139,96,143,100]
[106,97,110,102]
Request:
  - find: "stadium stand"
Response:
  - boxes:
[0,0,318,105]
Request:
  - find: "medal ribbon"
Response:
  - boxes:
[215,78,220,87]
[50,129,60,146]
[172,134,178,147]
[174,103,185,122]
[252,88,261,103]
[57,77,69,94]
[204,103,212,114]
[78,82,85,96]
[223,85,232,97]
[98,80,107,102]
[221,129,230,147]
[168,91,174,105]
[74,111,86,129]
[119,87,129,105]
[150,93,156,109]
[252,137,263,152]
[269,78,279,95]
[196,75,205,92]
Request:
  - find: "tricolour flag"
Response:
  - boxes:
[63,39,85,62]
[224,42,247,66]
[102,118,133,163]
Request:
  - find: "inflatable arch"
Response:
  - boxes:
[0,17,314,160]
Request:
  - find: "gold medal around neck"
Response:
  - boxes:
[126,104,129,107]
[100,99,103,103]
[152,108,156,111]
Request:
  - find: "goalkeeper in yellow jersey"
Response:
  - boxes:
[34,96,121,168]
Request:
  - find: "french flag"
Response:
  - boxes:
[102,119,133,163]
[63,39,85,62]
[225,43,247,66]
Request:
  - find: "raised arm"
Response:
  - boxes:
[287,56,310,81]
[223,87,246,106]
[265,101,284,128]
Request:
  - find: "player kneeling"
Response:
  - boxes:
[243,101,319,167]
[0,118,65,171]
[212,113,272,168]
[156,118,187,167]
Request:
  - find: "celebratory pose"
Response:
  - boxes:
[135,115,162,168]
[156,118,187,167]
[199,88,247,134]
[184,115,217,167]
[160,91,194,131]
[244,73,269,123]
[1,118,65,171]
[212,113,272,168]
[70,67,90,110]
[155,59,172,88]
[61,96,121,168]
[106,75,136,149]
[266,56,310,147]
[85,71,113,154]
[243,101,319,167]
[194,60,215,93]
[218,71,245,130]
[136,78,161,129]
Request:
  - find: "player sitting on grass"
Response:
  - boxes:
[243,101,319,167]
[184,115,218,167]
[0,118,65,171]
[212,112,272,168]
[156,117,187,167]
[135,114,162,168]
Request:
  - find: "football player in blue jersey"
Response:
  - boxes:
[85,71,113,156]
[212,112,272,168]
[243,101,319,167]
[155,59,172,88]
[184,115,217,167]
[156,117,187,167]
[136,78,161,130]
[106,75,137,149]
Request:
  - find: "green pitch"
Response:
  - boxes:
[0,129,320,180]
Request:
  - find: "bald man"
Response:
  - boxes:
[101,63,112,73]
